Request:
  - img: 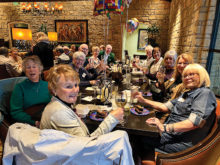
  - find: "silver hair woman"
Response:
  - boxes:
[10,56,51,127]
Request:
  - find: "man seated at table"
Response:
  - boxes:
[70,51,98,87]
[98,44,116,66]
[78,44,90,67]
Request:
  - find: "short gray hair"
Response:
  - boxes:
[73,51,86,61]
[164,49,177,61]
[22,55,43,73]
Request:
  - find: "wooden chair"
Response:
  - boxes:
[142,98,220,165]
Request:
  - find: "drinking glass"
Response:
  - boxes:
[115,91,127,126]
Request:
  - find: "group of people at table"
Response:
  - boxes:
[0,32,217,164]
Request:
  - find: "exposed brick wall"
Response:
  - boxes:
[121,0,171,56]
[168,0,216,66]
[0,0,216,63]
[0,0,170,60]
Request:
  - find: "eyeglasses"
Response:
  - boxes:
[183,73,198,79]
[82,48,88,51]
[76,58,85,62]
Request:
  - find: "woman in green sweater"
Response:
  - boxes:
[10,56,51,127]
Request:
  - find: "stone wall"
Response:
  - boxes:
[168,0,216,65]
[0,0,170,59]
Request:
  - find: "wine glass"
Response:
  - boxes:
[115,91,127,126]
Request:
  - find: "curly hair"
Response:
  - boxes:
[47,64,80,95]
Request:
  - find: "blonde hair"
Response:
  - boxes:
[173,53,194,81]
[22,55,43,73]
[47,64,80,95]
[182,63,210,88]
[36,32,49,42]
[92,46,100,52]
[145,45,153,52]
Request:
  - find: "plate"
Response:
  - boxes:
[131,71,143,76]
[130,107,150,116]
[90,110,108,121]
[143,92,152,97]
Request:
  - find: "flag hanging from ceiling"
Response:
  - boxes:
[94,0,125,18]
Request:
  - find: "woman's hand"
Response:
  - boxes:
[156,72,165,84]
[133,91,145,103]
[90,80,97,85]
[110,108,124,121]
[146,117,164,132]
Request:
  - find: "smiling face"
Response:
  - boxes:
[164,55,175,69]
[153,48,161,61]
[55,74,79,104]
[73,56,85,69]
[106,45,112,54]
[145,50,152,59]
[177,57,189,75]
[25,60,41,82]
[80,45,88,56]
[93,50,99,58]
[183,70,200,89]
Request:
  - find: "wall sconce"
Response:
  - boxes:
[48,32,58,48]
[12,28,32,51]
[48,32,57,42]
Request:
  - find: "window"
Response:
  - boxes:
[206,0,220,96]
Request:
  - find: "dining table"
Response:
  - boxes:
[78,69,167,138]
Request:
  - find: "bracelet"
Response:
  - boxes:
[170,124,174,133]
[163,124,167,132]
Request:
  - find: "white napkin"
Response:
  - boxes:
[81,96,93,102]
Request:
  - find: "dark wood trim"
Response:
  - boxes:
[209,49,220,53]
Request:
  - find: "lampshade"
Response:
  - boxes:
[48,32,57,41]
[12,28,32,40]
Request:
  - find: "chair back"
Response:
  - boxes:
[0,77,27,123]
[216,98,220,120]
[0,64,11,80]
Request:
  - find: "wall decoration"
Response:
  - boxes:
[137,29,148,50]
[55,20,88,43]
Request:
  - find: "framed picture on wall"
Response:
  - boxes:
[137,29,148,50]
[55,20,88,44]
